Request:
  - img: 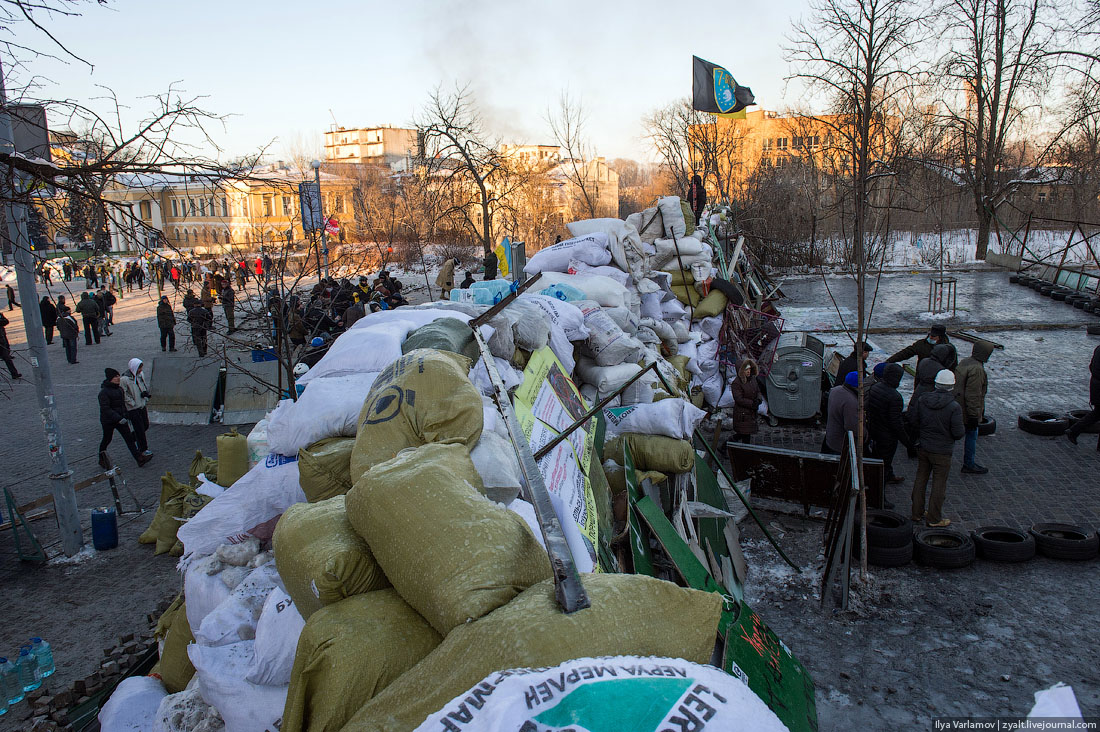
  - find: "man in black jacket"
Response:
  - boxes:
[911,369,965,527]
[188,304,213,357]
[57,305,79,364]
[75,292,101,345]
[1066,343,1100,451]
[156,296,177,352]
[906,343,958,423]
[836,341,872,384]
[886,325,955,369]
[868,362,913,485]
[98,368,151,468]
[0,312,22,379]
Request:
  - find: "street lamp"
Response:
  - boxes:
[311,159,328,279]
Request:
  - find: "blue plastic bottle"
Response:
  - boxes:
[30,639,54,678]
[16,648,40,692]
[0,657,23,705]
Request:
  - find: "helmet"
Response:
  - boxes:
[293,362,309,377]
[310,336,324,348]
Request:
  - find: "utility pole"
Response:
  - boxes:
[0,60,83,556]
[311,160,329,280]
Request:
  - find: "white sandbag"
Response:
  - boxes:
[195,563,280,647]
[470,357,523,396]
[640,317,678,352]
[658,196,686,238]
[603,306,639,335]
[265,373,380,455]
[575,300,644,367]
[189,641,287,732]
[246,419,269,469]
[194,475,224,500]
[100,676,168,732]
[505,498,545,549]
[348,307,472,331]
[177,455,304,559]
[523,232,611,275]
[154,687,224,732]
[215,537,261,567]
[486,310,517,360]
[604,399,707,440]
[219,566,250,590]
[635,327,660,347]
[413,655,788,732]
[579,383,619,407]
[545,320,576,375]
[625,207,662,243]
[563,218,646,274]
[640,291,663,320]
[672,320,692,343]
[576,359,644,395]
[184,554,232,633]
[620,380,655,405]
[567,259,631,286]
[654,236,705,258]
[506,298,551,351]
[245,588,305,686]
[699,314,723,342]
[536,272,629,308]
[518,293,588,341]
[658,251,712,272]
[661,297,688,320]
[295,321,412,385]
[481,399,508,438]
[470,431,523,504]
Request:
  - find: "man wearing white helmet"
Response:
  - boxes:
[909,369,965,527]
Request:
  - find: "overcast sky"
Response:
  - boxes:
[14,0,812,163]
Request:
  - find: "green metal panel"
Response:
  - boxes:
[623,442,656,576]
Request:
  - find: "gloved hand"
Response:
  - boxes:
[141,391,151,399]
[965,418,979,430]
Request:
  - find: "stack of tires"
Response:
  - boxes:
[1018,409,1099,437]
[913,528,976,569]
[1009,273,1100,316]
[858,510,914,567]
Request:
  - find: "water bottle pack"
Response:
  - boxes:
[0,638,53,714]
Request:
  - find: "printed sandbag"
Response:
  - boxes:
[273,495,389,620]
[341,574,722,732]
[281,590,442,732]
[297,436,354,503]
[523,232,611,275]
[346,442,551,636]
[350,349,483,480]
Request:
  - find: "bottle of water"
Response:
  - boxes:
[0,657,23,705]
[30,639,54,678]
[16,647,40,692]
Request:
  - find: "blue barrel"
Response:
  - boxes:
[90,507,118,550]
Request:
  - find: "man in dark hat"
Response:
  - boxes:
[887,325,956,370]
[98,367,151,468]
[836,341,872,385]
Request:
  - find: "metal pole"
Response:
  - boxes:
[313,164,329,280]
[0,61,83,556]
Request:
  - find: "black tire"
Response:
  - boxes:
[1029,523,1100,561]
[971,526,1036,562]
[1067,409,1100,434]
[1030,281,1045,291]
[978,415,997,436]
[1052,290,1069,301]
[1018,411,1071,436]
[1073,299,1089,309]
[914,529,976,569]
[1009,275,1020,284]
[1088,324,1100,335]
[862,510,915,548]
[1040,286,1056,296]
[868,541,913,568]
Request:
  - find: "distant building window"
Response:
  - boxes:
[140,200,152,219]
[183,229,189,243]
[776,137,788,150]
[335,195,345,214]
[221,197,228,217]
[282,196,292,216]
[174,228,180,241]
[171,199,179,217]
[199,198,206,216]
[793,136,803,150]
[762,139,772,152]
[188,197,196,216]
[263,194,273,217]
[209,197,216,216]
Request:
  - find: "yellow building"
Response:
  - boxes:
[323,126,417,167]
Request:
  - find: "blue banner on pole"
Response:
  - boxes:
[299,181,323,232]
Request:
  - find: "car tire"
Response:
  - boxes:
[1029,523,1100,561]
[1073,299,1089,309]
[970,526,1036,562]
[1018,411,1071,436]
[914,529,976,569]
[860,510,915,549]
[1030,281,1045,291]
[1052,290,1069,301]
[978,415,996,436]
[1009,275,1020,284]
[1067,409,1100,434]
[1040,285,1056,296]
[1088,324,1100,335]
[868,541,913,568]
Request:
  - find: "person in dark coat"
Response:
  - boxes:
[906,342,958,423]
[39,296,57,345]
[98,367,150,468]
[188,304,213,357]
[687,173,707,224]
[459,271,475,289]
[955,341,994,474]
[886,325,955,369]
[729,358,762,443]
[1066,343,1100,451]
[92,289,111,337]
[57,305,79,364]
[822,371,862,454]
[0,312,22,379]
[836,342,872,385]
[868,362,914,484]
[911,369,964,527]
[157,296,177,352]
[6,283,19,311]
[482,249,498,281]
[220,283,236,333]
[75,292,100,345]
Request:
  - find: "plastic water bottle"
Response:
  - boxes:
[16,647,40,692]
[0,657,23,705]
[30,639,54,678]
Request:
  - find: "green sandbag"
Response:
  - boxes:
[273,495,389,620]
[188,450,218,487]
[603,462,666,496]
[154,490,212,555]
[298,437,354,503]
[216,429,249,487]
[350,349,483,480]
[681,199,696,236]
[342,574,723,732]
[139,472,186,545]
[671,283,701,307]
[400,318,478,362]
[605,433,696,474]
[281,590,442,732]
[151,595,195,694]
[692,288,728,320]
[346,442,550,636]
[667,268,695,287]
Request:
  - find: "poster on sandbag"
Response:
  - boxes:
[513,347,600,571]
[413,655,789,732]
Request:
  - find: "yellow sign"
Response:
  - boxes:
[494,239,510,278]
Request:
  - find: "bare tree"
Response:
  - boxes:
[546,91,603,219]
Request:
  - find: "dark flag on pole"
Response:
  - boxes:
[692,55,754,115]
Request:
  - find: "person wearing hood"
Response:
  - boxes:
[730,359,763,443]
[887,325,955,368]
[157,295,177,352]
[868,362,914,485]
[435,257,459,299]
[39,295,57,345]
[836,341,872,384]
[906,342,958,423]
[955,340,995,474]
[911,369,964,527]
[120,358,152,457]
[1066,343,1100,451]
[822,371,862,455]
[460,271,475,290]
[98,368,151,468]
